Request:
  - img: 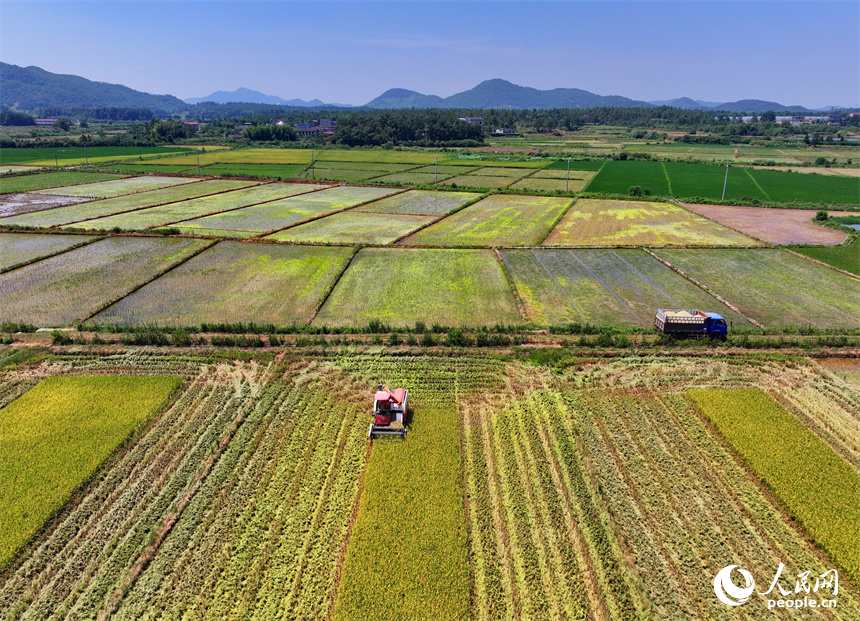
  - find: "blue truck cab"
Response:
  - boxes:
[655,309,729,339]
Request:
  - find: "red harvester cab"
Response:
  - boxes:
[369,384,408,439]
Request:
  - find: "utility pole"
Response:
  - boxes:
[311,150,315,180]
[566,158,571,192]
[196,149,201,175]
[435,155,438,185]
[721,162,729,200]
[55,151,59,170]
[84,143,89,168]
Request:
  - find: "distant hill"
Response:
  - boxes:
[364,88,444,109]
[365,79,653,109]
[649,96,810,113]
[0,63,188,113]
[184,87,350,107]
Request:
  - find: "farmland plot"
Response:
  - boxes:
[401,194,572,247]
[356,189,479,216]
[94,242,353,327]
[794,242,860,275]
[0,179,253,228]
[313,248,521,327]
[510,177,591,192]
[0,171,126,195]
[584,160,671,196]
[653,248,860,328]
[157,148,314,167]
[0,236,210,326]
[0,146,191,167]
[371,171,453,185]
[0,356,277,619]
[440,174,521,189]
[499,248,752,327]
[749,168,860,206]
[0,375,181,568]
[268,211,436,245]
[37,175,196,199]
[170,184,334,238]
[70,182,311,231]
[0,233,97,272]
[682,204,858,245]
[542,198,762,247]
[0,194,91,219]
[664,162,763,201]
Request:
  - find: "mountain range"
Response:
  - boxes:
[183,87,350,108]
[0,63,842,114]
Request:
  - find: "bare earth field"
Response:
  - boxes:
[683,204,860,245]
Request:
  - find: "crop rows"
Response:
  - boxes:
[0,172,127,195]
[39,176,196,199]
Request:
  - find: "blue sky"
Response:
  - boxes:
[2,1,858,108]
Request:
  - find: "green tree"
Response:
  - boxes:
[52,117,75,131]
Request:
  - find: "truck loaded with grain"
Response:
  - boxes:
[655,309,729,340]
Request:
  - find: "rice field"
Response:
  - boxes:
[542,198,763,247]
[653,248,860,328]
[0,375,181,568]
[0,179,255,228]
[793,242,860,275]
[36,175,196,199]
[401,194,572,247]
[0,194,90,219]
[94,242,353,327]
[0,233,97,272]
[440,174,521,189]
[0,171,127,195]
[0,146,191,167]
[2,353,859,620]
[68,182,311,231]
[267,211,436,245]
[356,189,479,216]
[0,236,210,326]
[499,248,752,328]
[313,248,521,327]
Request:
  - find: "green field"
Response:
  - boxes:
[156,148,314,167]
[584,160,671,195]
[542,198,761,247]
[0,146,191,167]
[200,164,305,178]
[793,241,860,275]
[689,388,860,583]
[370,171,451,185]
[313,248,521,327]
[663,162,763,201]
[510,177,591,192]
[654,248,860,328]
[37,175,196,198]
[0,233,97,271]
[440,174,521,189]
[356,189,479,216]
[1,179,254,228]
[0,171,126,195]
[750,167,860,205]
[402,194,571,247]
[0,375,181,568]
[500,248,752,328]
[267,211,435,245]
[69,182,312,231]
[0,236,210,326]
[94,242,352,327]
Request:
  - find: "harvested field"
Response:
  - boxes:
[356,189,478,216]
[815,358,860,388]
[529,169,598,181]
[0,233,97,272]
[542,198,762,247]
[68,182,311,231]
[401,194,571,247]
[0,171,126,195]
[499,248,752,328]
[94,242,352,327]
[266,211,436,245]
[682,203,859,245]
[653,248,860,328]
[0,179,254,228]
[313,248,521,327]
[509,177,590,192]
[370,172,451,185]
[0,236,210,326]
[0,193,90,218]
[158,148,314,166]
[37,175,196,199]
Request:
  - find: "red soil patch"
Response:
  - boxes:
[682,203,860,245]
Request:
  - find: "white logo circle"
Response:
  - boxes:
[714,565,755,606]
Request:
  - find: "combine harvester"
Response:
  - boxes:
[369,384,408,440]
[655,308,729,340]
